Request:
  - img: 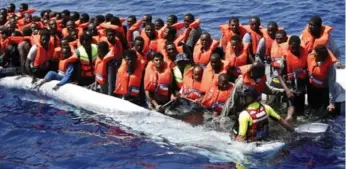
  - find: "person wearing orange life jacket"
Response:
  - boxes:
[73,30,98,86]
[232,85,294,142]
[114,49,146,105]
[162,42,179,68]
[141,14,152,29]
[26,29,54,82]
[94,41,116,95]
[132,36,147,62]
[242,16,263,63]
[200,51,228,93]
[87,23,101,44]
[53,38,76,62]
[144,52,173,111]
[276,36,308,122]
[126,16,141,47]
[17,13,33,31]
[16,3,35,19]
[33,46,77,90]
[141,23,158,55]
[70,12,80,23]
[307,45,338,112]
[0,13,7,26]
[219,17,248,50]
[193,32,220,67]
[225,35,249,81]
[75,13,89,29]
[62,20,76,38]
[172,53,192,93]
[0,36,21,77]
[18,27,33,75]
[154,19,164,31]
[300,16,341,60]
[99,17,128,50]
[7,4,15,17]
[100,28,123,58]
[179,65,205,101]
[220,61,284,121]
[256,21,279,63]
[183,13,202,51]
[201,73,234,117]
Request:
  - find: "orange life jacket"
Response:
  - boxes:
[245,104,269,142]
[126,20,142,48]
[193,40,220,66]
[157,22,185,39]
[58,56,78,76]
[178,19,201,43]
[307,49,337,88]
[161,50,175,69]
[144,61,172,96]
[219,24,247,50]
[180,68,204,100]
[16,9,36,18]
[242,25,263,54]
[133,49,147,63]
[100,36,123,57]
[270,41,288,68]
[94,49,116,85]
[201,82,233,113]
[33,44,50,67]
[200,60,229,93]
[301,25,332,53]
[141,30,158,54]
[114,60,145,97]
[285,46,308,80]
[226,42,249,67]
[242,65,267,93]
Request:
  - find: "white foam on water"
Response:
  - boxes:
[2,75,320,163]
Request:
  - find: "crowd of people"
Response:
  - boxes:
[0,3,343,142]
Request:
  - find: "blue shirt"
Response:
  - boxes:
[57,64,75,86]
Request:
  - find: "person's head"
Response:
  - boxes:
[184,13,195,28]
[230,35,242,51]
[88,23,98,36]
[249,16,261,32]
[134,36,144,52]
[19,3,28,12]
[314,45,329,62]
[24,13,33,24]
[142,14,152,28]
[95,15,105,26]
[62,46,72,59]
[275,30,287,44]
[241,85,258,105]
[0,14,6,24]
[0,8,7,16]
[55,12,62,20]
[145,23,156,39]
[218,73,230,90]
[127,15,136,27]
[165,42,178,59]
[7,22,17,33]
[12,31,22,36]
[48,19,57,32]
[110,16,122,26]
[60,38,70,48]
[22,27,32,36]
[154,18,164,30]
[1,28,10,39]
[80,30,92,47]
[69,29,78,40]
[250,61,265,79]
[308,16,322,37]
[105,13,113,22]
[228,17,240,33]
[66,20,75,30]
[175,53,190,67]
[39,29,50,47]
[70,12,80,21]
[210,52,222,71]
[123,49,138,69]
[49,11,56,19]
[267,21,278,39]
[200,32,212,50]
[106,28,115,41]
[61,10,70,20]
[80,13,89,23]
[98,41,109,58]
[7,4,15,13]
[153,52,164,70]
[288,35,300,54]
[163,26,177,41]
[31,22,40,34]
[166,15,178,26]
[192,65,204,81]
[43,10,51,20]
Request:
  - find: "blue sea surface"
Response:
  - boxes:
[0,0,345,168]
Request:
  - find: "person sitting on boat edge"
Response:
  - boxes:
[33,46,77,90]
[114,49,146,106]
[201,73,234,117]
[144,52,173,112]
[179,65,205,102]
[232,85,294,142]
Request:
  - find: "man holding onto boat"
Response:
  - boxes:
[232,85,294,142]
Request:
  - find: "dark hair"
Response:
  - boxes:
[155,18,164,25]
[123,49,138,59]
[105,13,114,22]
[39,28,50,38]
[267,21,278,28]
[80,13,89,22]
[95,15,105,23]
[309,16,322,26]
[167,15,178,23]
[98,41,109,51]
[22,27,32,36]
[315,45,329,59]
[20,3,28,10]
[165,26,177,36]
[61,10,70,17]
[184,13,195,20]
[276,29,287,37]
[144,14,152,22]
[212,47,225,59]
[8,4,15,10]
[153,52,164,60]
[231,34,242,42]
[80,30,92,44]
[128,15,137,22]
[229,17,239,23]
[134,36,144,42]
[70,12,80,20]
[110,16,121,26]
[251,16,261,23]
[288,35,300,46]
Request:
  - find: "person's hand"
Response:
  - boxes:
[52,85,60,91]
[155,104,162,111]
[327,103,335,112]
[285,115,293,123]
